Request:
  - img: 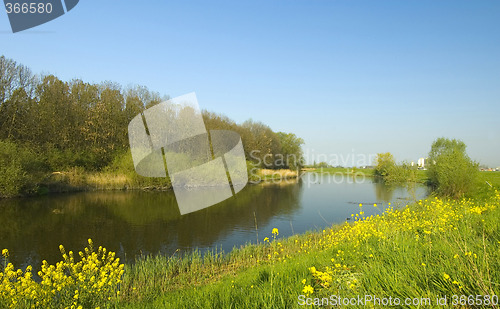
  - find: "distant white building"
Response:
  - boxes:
[418,158,429,169]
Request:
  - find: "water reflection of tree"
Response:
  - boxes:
[374,180,420,203]
[172,181,303,252]
[374,181,395,202]
[0,182,304,268]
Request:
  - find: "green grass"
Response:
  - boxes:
[478,171,500,188]
[118,232,332,308]
[469,171,500,200]
[114,173,500,309]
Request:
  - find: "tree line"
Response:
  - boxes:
[0,55,304,196]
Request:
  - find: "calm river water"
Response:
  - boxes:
[0,173,428,268]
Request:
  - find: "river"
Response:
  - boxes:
[0,172,428,269]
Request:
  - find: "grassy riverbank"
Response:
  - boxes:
[1,159,298,198]
[40,167,300,195]
[114,172,499,308]
[252,169,299,182]
[2,173,499,308]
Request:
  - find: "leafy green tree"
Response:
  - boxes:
[276,132,304,170]
[0,88,31,140]
[374,152,396,177]
[0,55,18,105]
[0,56,37,141]
[68,80,99,152]
[241,119,281,168]
[0,55,308,195]
[33,75,72,147]
[427,137,478,198]
[82,85,127,168]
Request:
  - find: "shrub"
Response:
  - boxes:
[374,153,416,185]
[384,162,417,185]
[0,140,28,197]
[0,140,49,197]
[428,138,479,198]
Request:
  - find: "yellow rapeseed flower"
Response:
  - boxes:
[302,285,314,295]
[0,241,124,308]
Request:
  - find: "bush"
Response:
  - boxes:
[0,140,28,197]
[384,162,417,185]
[0,140,48,197]
[374,153,417,185]
[428,138,479,199]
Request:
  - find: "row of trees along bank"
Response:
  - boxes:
[0,55,304,197]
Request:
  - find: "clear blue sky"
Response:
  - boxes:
[1,1,499,166]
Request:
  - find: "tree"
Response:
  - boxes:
[82,84,127,168]
[0,88,31,140]
[427,137,478,198]
[0,56,17,106]
[374,152,396,177]
[241,120,281,168]
[276,132,304,170]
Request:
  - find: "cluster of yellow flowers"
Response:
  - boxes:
[262,228,291,263]
[1,239,124,309]
[302,190,500,295]
[303,250,359,295]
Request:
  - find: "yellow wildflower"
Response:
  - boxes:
[302,285,314,295]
